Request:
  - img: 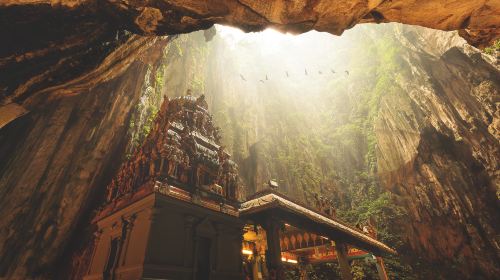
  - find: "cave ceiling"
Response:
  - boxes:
[0,0,498,127]
[1,0,498,46]
[129,0,499,47]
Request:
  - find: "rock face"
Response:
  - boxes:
[0,35,170,278]
[375,26,500,278]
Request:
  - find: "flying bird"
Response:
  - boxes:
[286,71,289,78]
[240,74,246,81]
[345,70,349,76]
[318,70,323,75]
[330,69,336,74]
[305,68,308,75]
[259,79,264,83]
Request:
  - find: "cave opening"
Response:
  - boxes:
[69,24,498,280]
[0,2,499,279]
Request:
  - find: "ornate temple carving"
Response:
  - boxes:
[86,94,394,280]
[104,94,240,205]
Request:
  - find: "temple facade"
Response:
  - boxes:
[84,96,243,280]
[83,95,395,280]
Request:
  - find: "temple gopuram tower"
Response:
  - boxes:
[84,95,243,280]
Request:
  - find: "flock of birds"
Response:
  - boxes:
[239,69,349,83]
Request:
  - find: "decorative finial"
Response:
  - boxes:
[268,180,278,190]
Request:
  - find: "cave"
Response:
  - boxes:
[0,1,499,280]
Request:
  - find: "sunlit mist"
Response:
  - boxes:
[212,24,359,97]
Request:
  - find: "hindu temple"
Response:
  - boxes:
[83,94,395,280]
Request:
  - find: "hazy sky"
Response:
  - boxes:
[212,24,364,98]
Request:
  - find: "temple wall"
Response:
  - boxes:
[84,193,244,280]
[143,195,244,280]
[85,195,154,280]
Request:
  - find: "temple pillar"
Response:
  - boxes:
[334,241,353,280]
[262,216,283,280]
[159,158,165,177]
[252,256,260,280]
[120,214,137,266]
[236,225,245,276]
[86,229,102,275]
[298,261,309,280]
[375,256,389,280]
[183,215,196,267]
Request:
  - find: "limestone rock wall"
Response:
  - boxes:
[375,26,500,278]
[0,35,169,279]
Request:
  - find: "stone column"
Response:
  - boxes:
[262,216,283,280]
[159,158,165,177]
[236,225,245,275]
[298,262,309,280]
[191,234,200,280]
[86,229,102,275]
[375,256,389,280]
[120,214,137,266]
[334,241,353,280]
[183,215,196,267]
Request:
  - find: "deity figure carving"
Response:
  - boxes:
[103,95,241,205]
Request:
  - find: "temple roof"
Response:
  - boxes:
[240,190,396,256]
[103,95,240,209]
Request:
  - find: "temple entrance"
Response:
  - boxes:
[195,237,212,280]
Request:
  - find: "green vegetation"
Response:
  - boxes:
[127,65,162,155]
[127,33,209,156]
[204,28,418,278]
[140,26,427,279]
[127,47,168,155]
[484,39,499,55]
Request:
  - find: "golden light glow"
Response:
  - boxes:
[242,249,253,255]
[281,257,298,264]
[213,24,353,98]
